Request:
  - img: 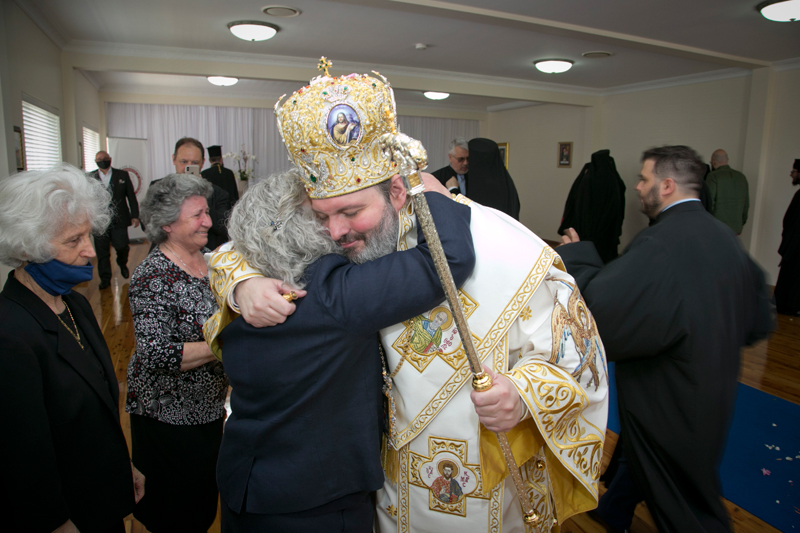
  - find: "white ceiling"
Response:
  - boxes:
[17,0,800,111]
[82,71,535,112]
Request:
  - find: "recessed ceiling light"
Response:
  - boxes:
[534,60,574,74]
[424,91,450,100]
[757,0,800,21]
[582,51,614,59]
[227,21,279,41]
[208,76,239,86]
[262,5,301,17]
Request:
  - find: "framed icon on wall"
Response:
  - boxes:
[497,142,508,168]
[558,142,573,168]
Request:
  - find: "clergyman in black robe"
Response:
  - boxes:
[774,159,800,316]
[463,138,520,220]
[202,145,240,205]
[558,146,772,533]
[558,149,625,263]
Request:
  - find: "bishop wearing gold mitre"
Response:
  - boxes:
[204,58,609,533]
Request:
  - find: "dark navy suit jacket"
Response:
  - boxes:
[217,192,475,515]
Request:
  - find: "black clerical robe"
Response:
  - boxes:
[558,201,771,533]
[558,149,625,263]
[201,164,240,205]
[775,189,800,315]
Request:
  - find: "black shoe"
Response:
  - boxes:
[99,280,111,289]
[121,266,129,278]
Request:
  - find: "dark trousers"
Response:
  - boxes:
[221,491,373,533]
[596,441,643,530]
[130,414,224,533]
[95,226,130,281]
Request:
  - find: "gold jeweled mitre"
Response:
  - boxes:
[275,57,401,199]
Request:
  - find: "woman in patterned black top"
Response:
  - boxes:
[126,173,228,533]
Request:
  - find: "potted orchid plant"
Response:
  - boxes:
[224,146,257,181]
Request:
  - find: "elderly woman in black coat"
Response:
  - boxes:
[0,164,144,533]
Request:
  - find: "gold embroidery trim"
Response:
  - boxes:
[390,246,558,449]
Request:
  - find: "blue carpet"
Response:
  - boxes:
[720,384,800,532]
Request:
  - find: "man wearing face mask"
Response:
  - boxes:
[90,151,140,289]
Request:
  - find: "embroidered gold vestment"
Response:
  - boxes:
[203,195,609,533]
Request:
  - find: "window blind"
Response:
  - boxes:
[83,127,100,172]
[22,100,62,171]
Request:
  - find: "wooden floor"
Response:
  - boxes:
[74,241,800,533]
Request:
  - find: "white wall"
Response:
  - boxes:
[488,103,588,241]
[0,1,64,283]
[4,1,63,143]
[753,68,800,282]
[600,76,752,248]
[74,69,100,168]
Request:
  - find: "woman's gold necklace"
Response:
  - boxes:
[56,302,84,350]
[163,244,206,277]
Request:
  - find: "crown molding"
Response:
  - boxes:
[78,69,102,90]
[773,57,800,72]
[13,0,67,48]
[486,101,544,112]
[599,68,752,96]
[65,41,792,104]
[100,82,280,101]
[63,40,603,97]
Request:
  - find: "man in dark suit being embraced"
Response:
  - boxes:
[91,150,139,289]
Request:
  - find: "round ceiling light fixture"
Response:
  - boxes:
[208,76,239,86]
[424,91,450,100]
[534,59,574,74]
[582,51,614,59]
[228,21,279,41]
[262,5,301,17]
[757,0,800,21]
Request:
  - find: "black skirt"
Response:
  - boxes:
[130,414,224,533]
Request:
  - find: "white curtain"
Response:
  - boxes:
[397,116,479,172]
[106,103,479,184]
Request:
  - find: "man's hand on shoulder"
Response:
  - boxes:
[470,366,525,433]
[420,172,451,197]
[233,277,306,328]
[559,227,581,245]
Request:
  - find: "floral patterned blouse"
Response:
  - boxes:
[125,247,228,425]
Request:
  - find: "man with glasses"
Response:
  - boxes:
[432,137,469,195]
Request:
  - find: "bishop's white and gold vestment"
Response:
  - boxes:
[204,195,608,533]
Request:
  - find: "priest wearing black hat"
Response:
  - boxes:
[775,159,800,316]
[201,145,240,205]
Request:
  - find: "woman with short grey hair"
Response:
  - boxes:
[126,173,227,532]
[227,167,340,288]
[0,164,144,533]
[140,173,213,244]
[212,169,476,531]
[0,163,110,266]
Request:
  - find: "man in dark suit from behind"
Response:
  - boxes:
[432,137,469,195]
[201,145,240,205]
[91,150,139,289]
